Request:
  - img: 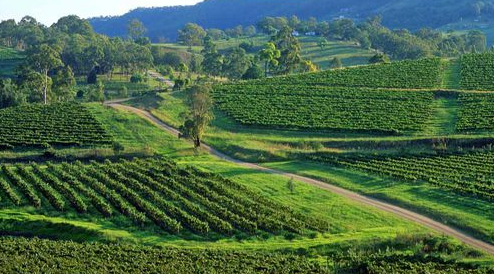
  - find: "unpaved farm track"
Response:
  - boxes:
[106,102,494,256]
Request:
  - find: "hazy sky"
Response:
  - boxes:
[0,0,203,26]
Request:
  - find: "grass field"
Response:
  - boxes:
[0,47,24,78]
[0,103,439,253]
[155,35,375,69]
[124,87,494,247]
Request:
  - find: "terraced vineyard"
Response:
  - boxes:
[214,85,434,134]
[0,237,324,273]
[0,158,326,236]
[457,92,494,132]
[460,53,494,91]
[0,103,112,149]
[307,151,494,201]
[249,58,443,89]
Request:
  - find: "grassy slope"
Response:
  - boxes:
[125,90,494,246]
[155,35,375,69]
[263,161,494,245]
[129,92,494,162]
[0,103,428,252]
[0,47,24,78]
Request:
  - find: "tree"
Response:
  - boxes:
[318,38,329,50]
[329,57,343,69]
[466,30,487,52]
[288,16,301,30]
[17,67,46,103]
[223,47,250,79]
[128,19,147,41]
[206,29,226,40]
[85,81,105,103]
[244,25,257,36]
[27,44,63,104]
[178,23,206,49]
[0,79,25,108]
[259,42,281,77]
[179,85,214,148]
[52,15,93,36]
[87,68,98,84]
[201,36,223,76]
[52,66,76,101]
[369,53,391,64]
[161,52,182,68]
[273,26,302,74]
[242,63,263,80]
[301,60,318,73]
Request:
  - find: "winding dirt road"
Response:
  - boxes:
[106,102,494,256]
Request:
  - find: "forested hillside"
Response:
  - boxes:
[89,0,493,41]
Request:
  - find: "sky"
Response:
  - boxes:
[0,0,203,26]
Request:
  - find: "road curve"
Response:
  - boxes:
[106,102,494,256]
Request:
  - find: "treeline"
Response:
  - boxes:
[256,15,488,59]
[175,16,488,60]
[0,16,154,108]
[174,23,318,80]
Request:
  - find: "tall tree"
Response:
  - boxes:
[127,19,147,41]
[222,47,250,79]
[178,23,206,49]
[0,79,26,108]
[201,36,223,76]
[259,42,280,77]
[179,85,214,148]
[28,44,63,104]
[329,57,343,69]
[52,66,76,101]
[272,26,302,74]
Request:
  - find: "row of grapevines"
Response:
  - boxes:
[308,151,494,201]
[31,164,87,213]
[0,237,324,273]
[15,165,65,210]
[249,58,443,89]
[0,158,325,237]
[0,175,21,206]
[0,102,112,149]
[48,163,113,217]
[1,166,41,207]
[214,85,434,134]
[456,92,494,132]
[87,161,182,233]
[460,53,494,91]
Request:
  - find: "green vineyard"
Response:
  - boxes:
[0,103,113,149]
[460,53,494,91]
[249,58,443,89]
[0,237,324,273]
[457,92,494,132]
[214,85,434,134]
[0,158,326,236]
[308,151,494,201]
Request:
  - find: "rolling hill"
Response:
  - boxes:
[89,0,490,42]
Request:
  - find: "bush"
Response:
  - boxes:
[112,142,125,154]
[130,73,144,83]
[87,69,98,84]
[118,86,128,98]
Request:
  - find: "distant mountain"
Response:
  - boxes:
[89,0,489,42]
